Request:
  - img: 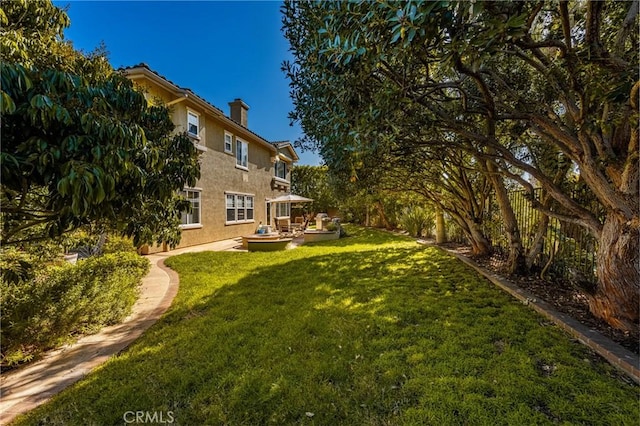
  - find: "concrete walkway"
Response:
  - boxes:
[0,238,242,425]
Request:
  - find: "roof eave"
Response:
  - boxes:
[123,65,277,154]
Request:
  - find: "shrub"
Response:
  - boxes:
[1,252,149,366]
[0,247,37,285]
[325,222,338,232]
[399,206,434,238]
[103,235,137,253]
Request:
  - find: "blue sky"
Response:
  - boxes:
[54,0,320,165]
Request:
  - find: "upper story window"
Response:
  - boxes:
[179,188,201,228]
[236,138,248,169]
[187,110,199,137]
[224,131,233,154]
[275,160,287,180]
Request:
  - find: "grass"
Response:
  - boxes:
[15,226,638,425]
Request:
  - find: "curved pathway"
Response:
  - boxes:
[0,238,241,424]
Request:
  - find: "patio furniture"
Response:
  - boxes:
[71,233,107,259]
[276,218,290,233]
[291,216,304,232]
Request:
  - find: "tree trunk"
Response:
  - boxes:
[464,217,492,257]
[375,200,393,230]
[435,208,447,244]
[487,161,527,275]
[446,210,492,256]
[585,95,639,332]
[526,212,550,270]
[526,190,553,270]
[589,212,640,332]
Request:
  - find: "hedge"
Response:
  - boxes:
[1,252,150,366]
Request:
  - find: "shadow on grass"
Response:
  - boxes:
[15,228,640,426]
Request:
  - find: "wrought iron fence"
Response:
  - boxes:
[451,188,599,283]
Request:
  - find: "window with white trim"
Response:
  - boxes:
[187,110,199,137]
[226,193,254,224]
[236,139,248,168]
[224,131,233,153]
[275,160,287,180]
[246,196,254,220]
[179,189,201,226]
[237,196,245,221]
[275,203,290,218]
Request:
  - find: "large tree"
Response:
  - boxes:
[283,0,639,331]
[291,165,339,214]
[1,0,200,247]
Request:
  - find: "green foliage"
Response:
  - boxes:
[282,0,638,227]
[0,0,200,247]
[281,1,640,328]
[0,231,87,284]
[1,63,200,247]
[324,221,338,232]
[1,252,149,366]
[0,0,111,84]
[15,226,639,424]
[291,165,339,214]
[0,247,36,285]
[399,206,434,238]
[102,235,137,254]
[0,0,71,68]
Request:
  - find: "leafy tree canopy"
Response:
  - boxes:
[291,165,339,214]
[0,0,200,247]
[282,0,639,331]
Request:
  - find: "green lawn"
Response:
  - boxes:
[16,226,638,425]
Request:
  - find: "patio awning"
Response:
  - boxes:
[266,193,314,203]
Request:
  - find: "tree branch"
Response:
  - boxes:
[559,1,572,52]
[615,0,639,56]
[458,138,604,237]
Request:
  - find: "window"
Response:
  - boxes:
[246,196,254,220]
[275,160,287,180]
[226,194,235,222]
[236,139,248,169]
[179,189,201,227]
[224,132,233,153]
[237,196,245,221]
[187,110,199,137]
[275,202,290,218]
[226,193,254,224]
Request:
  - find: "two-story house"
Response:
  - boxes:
[123,64,298,253]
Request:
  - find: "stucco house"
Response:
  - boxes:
[123,64,299,253]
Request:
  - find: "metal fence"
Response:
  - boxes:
[452,188,599,283]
